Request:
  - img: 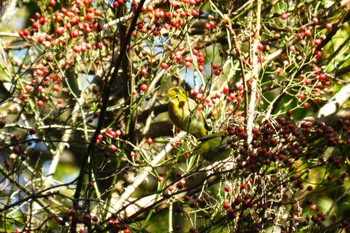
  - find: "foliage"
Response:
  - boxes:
[0,0,350,232]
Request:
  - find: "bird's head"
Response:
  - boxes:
[167,87,187,102]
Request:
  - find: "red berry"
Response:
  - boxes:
[94,9,101,16]
[289,45,296,52]
[52,84,60,91]
[312,65,321,74]
[70,6,77,14]
[23,29,30,36]
[36,69,44,76]
[115,129,121,137]
[303,102,310,108]
[81,44,87,52]
[155,10,164,19]
[24,85,32,92]
[204,23,211,30]
[45,35,52,41]
[176,179,186,189]
[146,138,153,145]
[4,158,10,168]
[141,68,147,76]
[161,62,168,69]
[212,63,218,69]
[295,33,303,39]
[55,27,65,35]
[97,134,103,141]
[18,31,25,38]
[310,204,317,211]
[325,23,332,30]
[327,174,335,181]
[214,69,221,76]
[40,17,48,25]
[37,100,44,107]
[97,41,104,49]
[147,12,154,19]
[157,176,164,182]
[72,45,81,53]
[223,85,229,94]
[304,79,312,85]
[32,22,39,29]
[37,36,44,43]
[257,43,264,51]
[223,202,230,209]
[70,30,79,38]
[86,43,92,50]
[109,144,117,152]
[314,50,322,58]
[29,128,37,134]
[197,56,205,64]
[140,84,148,91]
[313,39,321,46]
[20,93,27,100]
[298,92,305,100]
[61,8,68,15]
[300,25,306,31]
[191,10,198,17]
[304,30,312,37]
[55,14,63,22]
[176,172,183,178]
[280,12,290,20]
[185,61,191,67]
[49,0,56,7]
[35,12,41,19]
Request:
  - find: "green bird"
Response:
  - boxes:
[167,87,209,138]
[192,131,232,162]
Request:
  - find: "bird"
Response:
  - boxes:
[192,131,231,162]
[167,87,209,138]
